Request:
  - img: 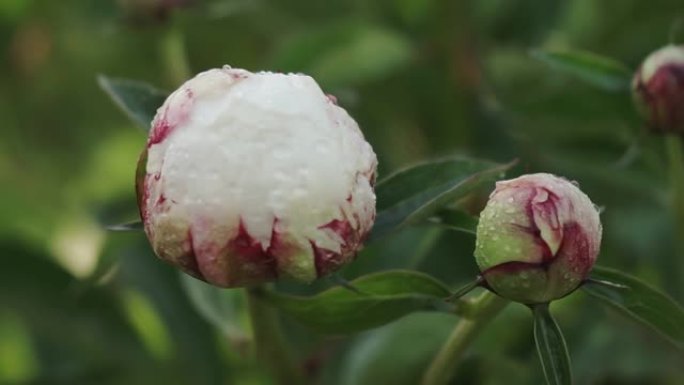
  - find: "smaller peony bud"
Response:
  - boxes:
[137,67,377,288]
[118,0,195,23]
[632,45,684,135]
[474,173,602,304]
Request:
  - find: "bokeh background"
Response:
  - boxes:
[1,0,684,384]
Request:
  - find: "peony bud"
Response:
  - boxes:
[474,173,602,304]
[118,0,195,23]
[137,67,377,288]
[632,45,684,135]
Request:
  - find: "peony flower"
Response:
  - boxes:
[474,173,602,303]
[136,67,377,288]
[632,44,684,135]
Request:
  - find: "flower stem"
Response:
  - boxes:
[421,290,508,385]
[160,25,191,86]
[246,287,304,385]
[665,135,684,298]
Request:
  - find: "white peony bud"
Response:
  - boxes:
[136,67,377,288]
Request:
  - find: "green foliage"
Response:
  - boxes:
[265,270,451,334]
[370,158,513,240]
[274,23,413,88]
[532,304,573,385]
[583,266,684,349]
[336,313,458,385]
[531,49,632,92]
[4,0,684,384]
[180,275,249,340]
[431,209,479,235]
[98,76,168,131]
[108,220,144,231]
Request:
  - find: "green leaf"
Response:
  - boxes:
[264,270,451,334]
[582,266,684,349]
[337,313,458,385]
[370,158,513,241]
[531,49,632,92]
[429,209,479,234]
[98,75,168,131]
[113,238,228,385]
[107,220,144,232]
[0,241,174,384]
[180,274,249,340]
[309,26,412,87]
[532,304,572,385]
[447,276,485,302]
[274,23,413,88]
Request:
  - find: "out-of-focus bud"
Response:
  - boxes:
[117,0,195,23]
[474,173,602,304]
[632,45,684,135]
[137,67,377,288]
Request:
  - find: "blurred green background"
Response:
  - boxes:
[1,0,684,384]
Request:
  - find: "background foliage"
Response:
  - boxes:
[1,0,684,384]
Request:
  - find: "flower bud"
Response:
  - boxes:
[474,173,602,303]
[632,45,684,134]
[137,67,377,288]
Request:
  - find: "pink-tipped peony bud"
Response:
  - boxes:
[632,45,684,135]
[474,173,602,303]
[137,67,377,288]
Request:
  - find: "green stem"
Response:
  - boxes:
[665,135,684,298]
[160,26,191,86]
[532,303,572,385]
[421,291,508,385]
[669,17,684,45]
[246,287,304,385]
